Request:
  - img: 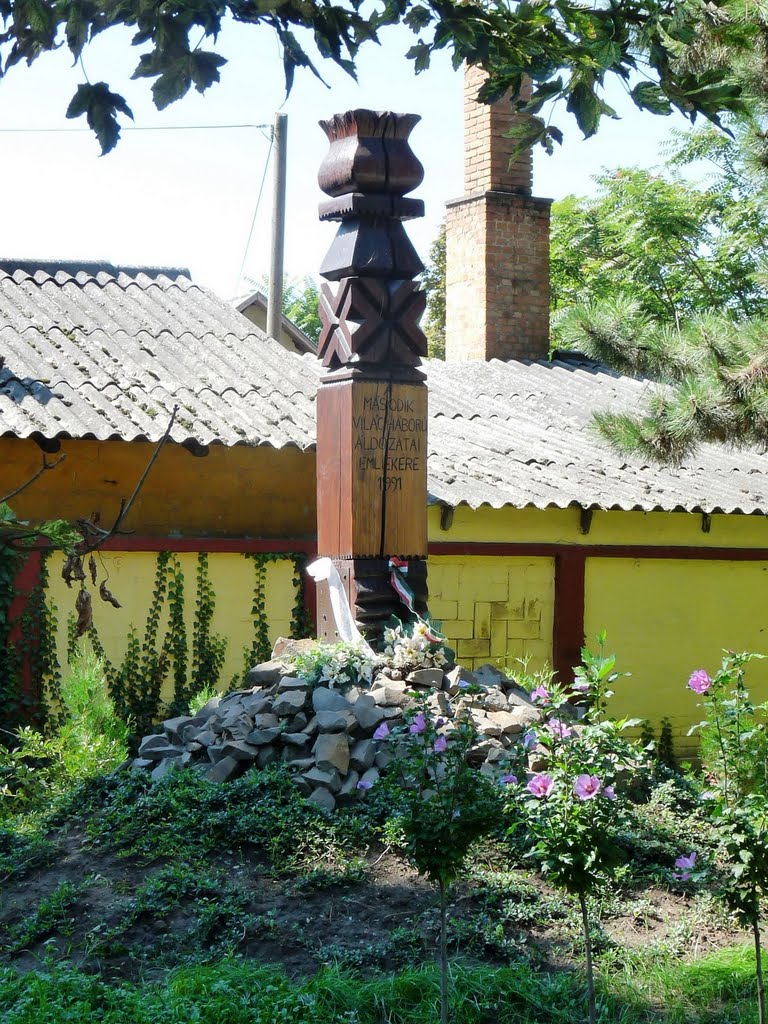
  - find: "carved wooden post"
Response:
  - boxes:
[315,109,428,642]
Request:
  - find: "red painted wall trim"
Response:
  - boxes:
[553,550,586,685]
[85,536,768,562]
[428,541,768,561]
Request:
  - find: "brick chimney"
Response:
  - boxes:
[445,65,551,361]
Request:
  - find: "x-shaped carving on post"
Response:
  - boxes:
[318,278,427,370]
[318,280,352,369]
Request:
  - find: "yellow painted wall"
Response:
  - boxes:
[45,551,299,704]
[12,429,768,749]
[585,557,768,757]
[429,555,554,672]
[3,437,316,538]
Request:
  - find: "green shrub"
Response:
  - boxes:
[0,651,128,818]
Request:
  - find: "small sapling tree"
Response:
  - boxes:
[504,636,646,1024]
[685,652,768,1024]
[373,704,502,1024]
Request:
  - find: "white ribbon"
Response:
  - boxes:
[306,557,376,656]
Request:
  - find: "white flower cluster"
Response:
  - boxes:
[381,620,449,671]
[294,641,380,689]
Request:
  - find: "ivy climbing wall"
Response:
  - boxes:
[44,550,309,714]
[428,555,555,671]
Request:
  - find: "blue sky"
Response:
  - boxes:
[0,18,694,298]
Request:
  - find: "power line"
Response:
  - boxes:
[234,126,275,296]
[0,123,271,133]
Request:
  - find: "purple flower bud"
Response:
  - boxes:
[673,851,697,880]
[530,685,550,704]
[500,774,518,786]
[688,670,712,694]
[409,712,427,735]
[603,785,616,802]
[522,730,537,750]
[373,722,390,741]
[356,779,373,791]
[545,718,574,741]
[433,734,448,753]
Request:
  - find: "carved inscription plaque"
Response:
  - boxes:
[316,379,427,559]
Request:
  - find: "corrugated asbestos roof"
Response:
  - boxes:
[0,266,317,451]
[2,263,768,515]
[424,358,768,514]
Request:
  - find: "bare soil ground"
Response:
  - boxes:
[0,819,747,982]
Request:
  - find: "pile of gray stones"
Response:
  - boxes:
[133,638,545,812]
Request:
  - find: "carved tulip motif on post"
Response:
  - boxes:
[315,109,429,641]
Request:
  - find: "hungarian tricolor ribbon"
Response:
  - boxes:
[388,558,445,643]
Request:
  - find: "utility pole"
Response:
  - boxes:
[267,112,287,342]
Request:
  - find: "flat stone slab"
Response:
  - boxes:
[138,737,183,761]
[507,704,539,727]
[352,698,386,731]
[206,756,242,783]
[271,636,316,660]
[301,766,340,792]
[252,712,280,729]
[256,746,279,768]
[312,687,351,713]
[407,668,444,689]
[219,740,260,761]
[350,738,375,772]
[486,710,524,735]
[482,688,510,713]
[314,733,350,774]
[151,759,177,782]
[242,694,272,715]
[316,709,356,732]
[163,715,204,743]
[246,727,281,746]
[444,665,476,695]
[474,664,509,688]
[281,732,312,747]
[273,690,308,715]
[193,729,217,747]
[277,677,310,693]
[307,787,336,812]
[246,659,288,687]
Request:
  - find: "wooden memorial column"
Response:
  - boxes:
[315,109,429,642]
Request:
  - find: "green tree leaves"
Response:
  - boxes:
[283,278,322,345]
[554,124,768,463]
[65,82,134,155]
[421,222,446,359]
[552,127,768,330]
[0,1,756,154]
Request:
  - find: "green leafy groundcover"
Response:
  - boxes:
[0,952,761,1024]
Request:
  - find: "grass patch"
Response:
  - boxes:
[0,950,760,1023]
[605,943,760,1023]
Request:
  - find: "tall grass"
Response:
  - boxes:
[603,943,760,1023]
[0,651,128,818]
[0,951,761,1024]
